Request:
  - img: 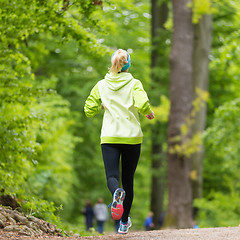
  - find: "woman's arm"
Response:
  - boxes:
[84,84,102,118]
[133,80,154,119]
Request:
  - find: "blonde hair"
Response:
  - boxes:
[110,49,128,74]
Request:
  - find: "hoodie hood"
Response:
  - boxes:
[104,72,134,91]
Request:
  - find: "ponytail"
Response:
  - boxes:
[110,49,130,74]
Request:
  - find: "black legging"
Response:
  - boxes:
[101,143,141,223]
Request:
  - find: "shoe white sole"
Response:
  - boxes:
[111,188,125,220]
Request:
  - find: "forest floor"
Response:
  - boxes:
[1,227,240,240]
[1,205,240,239]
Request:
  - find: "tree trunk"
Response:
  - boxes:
[191,15,212,203]
[166,0,194,228]
[150,0,168,229]
[150,122,167,228]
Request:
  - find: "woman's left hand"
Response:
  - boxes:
[145,111,155,120]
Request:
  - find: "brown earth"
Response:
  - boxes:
[1,227,240,240]
[1,205,240,240]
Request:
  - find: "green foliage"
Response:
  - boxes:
[198,95,240,227]
[208,0,240,115]
[169,88,209,157]
[203,99,240,195]
[195,183,240,227]
[0,51,43,193]
[0,0,111,225]
[150,95,170,123]
[28,94,79,207]
[188,0,216,23]
[1,0,155,231]
[199,3,240,228]
[21,195,62,225]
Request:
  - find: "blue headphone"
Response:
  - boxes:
[111,50,131,71]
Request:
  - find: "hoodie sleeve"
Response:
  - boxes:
[133,80,152,115]
[84,83,102,118]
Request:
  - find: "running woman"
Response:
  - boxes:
[84,49,154,234]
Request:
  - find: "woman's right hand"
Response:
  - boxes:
[146,111,155,120]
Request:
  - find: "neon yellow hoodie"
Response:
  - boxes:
[84,72,152,144]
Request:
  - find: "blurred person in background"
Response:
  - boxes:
[82,200,94,231]
[144,211,154,231]
[93,198,108,234]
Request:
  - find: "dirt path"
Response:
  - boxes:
[1,227,240,240]
[81,227,240,240]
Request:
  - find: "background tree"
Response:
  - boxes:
[150,0,169,228]
[166,0,194,228]
[191,12,212,203]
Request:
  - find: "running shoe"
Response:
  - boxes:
[111,188,125,220]
[118,217,132,234]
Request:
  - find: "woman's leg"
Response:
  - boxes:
[101,144,121,195]
[97,220,104,234]
[121,144,141,222]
